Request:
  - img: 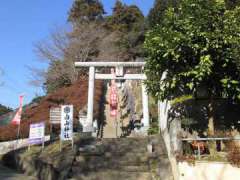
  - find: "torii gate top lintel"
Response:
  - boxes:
[75,61,147,80]
[75,61,145,67]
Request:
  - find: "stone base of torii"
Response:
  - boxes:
[75,62,150,137]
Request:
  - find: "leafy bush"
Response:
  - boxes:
[227,142,240,167]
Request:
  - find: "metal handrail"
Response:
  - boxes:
[182,137,240,141]
[181,137,240,160]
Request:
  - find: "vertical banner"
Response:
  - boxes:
[11,95,24,125]
[61,105,73,141]
[110,68,118,117]
[28,122,45,145]
[49,107,61,124]
[110,92,117,116]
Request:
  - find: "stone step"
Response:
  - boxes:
[111,159,149,166]
[71,164,149,174]
[101,138,148,144]
[104,152,149,162]
[77,140,149,153]
[76,151,149,160]
[73,155,149,169]
[71,136,171,180]
[102,144,148,150]
[101,140,149,145]
[78,145,105,156]
[102,145,166,156]
[77,147,147,154]
[103,149,148,156]
[116,165,149,172]
[109,147,147,153]
[103,149,148,157]
[70,170,152,180]
[102,143,148,149]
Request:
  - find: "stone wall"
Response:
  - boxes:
[0,136,50,155]
[179,161,240,180]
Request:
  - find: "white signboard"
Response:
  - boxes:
[29,122,45,145]
[61,105,73,141]
[50,107,61,124]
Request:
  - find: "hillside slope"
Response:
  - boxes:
[0,104,12,117]
[0,79,103,141]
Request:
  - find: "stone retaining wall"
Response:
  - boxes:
[0,136,50,155]
[179,161,240,180]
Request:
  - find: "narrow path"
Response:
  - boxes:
[0,164,36,180]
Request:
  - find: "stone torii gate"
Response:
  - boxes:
[75,62,149,135]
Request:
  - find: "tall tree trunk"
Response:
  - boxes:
[208,97,215,136]
[208,96,216,156]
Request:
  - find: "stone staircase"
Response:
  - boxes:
[69,136,173,180]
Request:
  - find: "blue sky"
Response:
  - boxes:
[0,0,154,108]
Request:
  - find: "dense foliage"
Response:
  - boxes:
[68,0,105,23]
[145,0,240,100]
[105,1,146,60]
[144,0,240,134]
[148,0,179,28]
[148,0,240,28]
[225,0,240,9]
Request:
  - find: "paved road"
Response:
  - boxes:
[0,164,36,180]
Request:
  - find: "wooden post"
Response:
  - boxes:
[42,137,45,151]
[115,116,118,138]
[72,138,74,150]
[15,124,20,150]
[198,143,201,160]
[50,123,52,140]
[17,124,20,139]
[59,135,62,152]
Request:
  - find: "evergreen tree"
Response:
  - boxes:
[105,1,146,60]
[148,0,179,27]
[225,0,240,9]
[68,0,105,23]
[144,0,240,136]
[107,0,144,32]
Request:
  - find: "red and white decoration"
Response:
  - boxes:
[11,95,24,125]
[109,68,118,117]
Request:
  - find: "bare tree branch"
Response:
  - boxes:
[26,66,46,87]
[31,23,107,91]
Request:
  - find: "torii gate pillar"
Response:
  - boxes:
[87,66,95,131]
[141,83,149,134]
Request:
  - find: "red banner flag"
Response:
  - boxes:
[11,95,24,125]
[109,68,118,117]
